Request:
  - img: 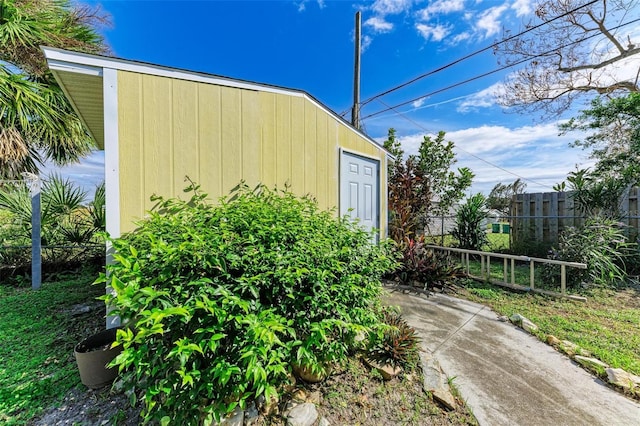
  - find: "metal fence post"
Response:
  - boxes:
[28,175,42,290]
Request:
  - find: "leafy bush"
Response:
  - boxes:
[367,309,419,369]
[452,193,488,251]
[540,216,635,288]
[393,235,463,289]
[100,182,397,424]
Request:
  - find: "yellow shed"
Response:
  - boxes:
[43,47,389,241]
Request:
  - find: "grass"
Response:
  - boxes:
[423,231,510,252]
[316,356,477,425]
[0,269,103,425]
[456,279,640,378]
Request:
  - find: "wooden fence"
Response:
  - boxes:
[511,188,640,246]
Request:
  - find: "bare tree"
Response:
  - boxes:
[495,0,640,118]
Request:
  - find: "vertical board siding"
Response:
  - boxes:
[275,95,292,187]
[259,92,277,188]
[172,79,199,190]
[304,104,317,198]
[220,86,242,193]
[289,97,305,194]
[197,84,222,197]
[117,72,144,226]
[241,90,261,186]
[116,70,387,237]
[513,190,640,246]
[142,75,174,199]
[315,112,328,208]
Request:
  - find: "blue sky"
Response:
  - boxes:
[48,0,640,196]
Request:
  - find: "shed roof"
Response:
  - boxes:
[43,47,386,153]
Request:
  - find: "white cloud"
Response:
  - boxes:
[393,122,594,194]
[361,35,373,53]
[42,150,105,200]
[451,31,471,44]
[457,82,505,112]
[371,0,413,16]
[511,0,532,17]
[296,0,326,12]
[417,0,465,21]
[416,23,452,41]
[365,16,394,33]
[475,4,508,38]
[412,97,427,108]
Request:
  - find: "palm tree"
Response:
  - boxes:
[0,0,109,179]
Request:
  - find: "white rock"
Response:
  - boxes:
[606,368,640,391]
[574,355,609,370]
[509,313,538,333]
[286,403,318,426]
[318,418,330,426]
[420,354,456,410]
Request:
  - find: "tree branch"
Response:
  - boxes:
[557,47,640,72]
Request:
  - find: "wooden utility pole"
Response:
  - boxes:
[352,11,361,130]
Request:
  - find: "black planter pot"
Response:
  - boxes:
[74,327,122,389]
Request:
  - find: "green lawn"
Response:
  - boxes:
[457,279,640,378]
[423,231,510,252]
[0,271,103,424]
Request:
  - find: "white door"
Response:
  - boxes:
[340,151,379,238]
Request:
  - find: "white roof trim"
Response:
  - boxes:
[47,59,102,77]
[42,47,387,154]
[43,47,302,97]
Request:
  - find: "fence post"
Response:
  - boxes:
[28,175,42,290]
[503,258,508,283]
[561,264,567,295]
[529,260,535,290]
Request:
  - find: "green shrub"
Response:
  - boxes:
[540,216,635,288]
[99,182,397,424]
[394,235,462,289]
[367,309,419,370]
[452,193,488,251]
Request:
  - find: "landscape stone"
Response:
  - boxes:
[559,340,579,356]
[286,403,318,426]
[292,363,327,383]
[363,358,401,380]
[243,402,259,425]
[509,313,538,333]
[546,335,561,346]
[318,417,330,426]
[574,355,609,371]
[606,368,640,391]
[420,354,456,411]
[257,394,279,416]
[219,406,243,426]
[521,318,538,333]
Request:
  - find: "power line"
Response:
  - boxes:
[360,0,600,108]
[375,98,555,190]
[361,16,640,121]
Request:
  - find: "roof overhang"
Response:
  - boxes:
[42,46,389,154]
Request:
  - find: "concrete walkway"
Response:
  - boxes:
[384,289,640,426]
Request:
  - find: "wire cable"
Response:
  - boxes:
[361,17,640,121]
[360,0,600,107]
[375,98,557,190]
